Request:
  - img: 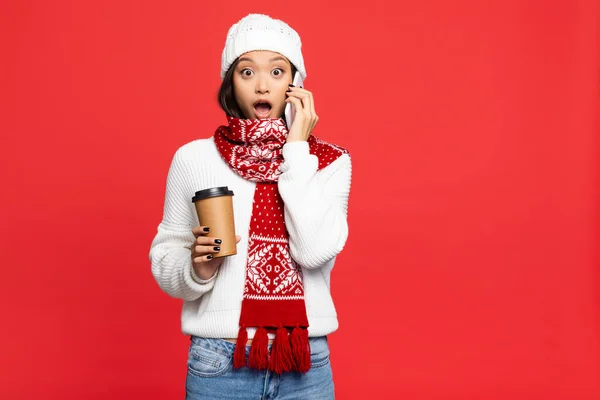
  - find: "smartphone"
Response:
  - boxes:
[284,71,304,129]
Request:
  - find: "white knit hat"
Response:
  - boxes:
[220,13,306,80]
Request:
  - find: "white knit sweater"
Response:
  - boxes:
[149,136,352,338]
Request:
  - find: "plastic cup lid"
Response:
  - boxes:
[192,186,235,202]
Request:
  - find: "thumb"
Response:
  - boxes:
[235,235,242,243]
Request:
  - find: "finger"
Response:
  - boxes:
[290,86,309,94]
[289,86,312,101]
[235,235,242,244]
[285,95,305,116]
[304,92,317,131]
[301,91,313,119]
[192,226,211,237]
[193,254,214,264]
[306,91,316,118]
[307,92,317,130]
[195,236,223,245]
[193,244,222,255]
[287,89,310,109]
[288,90,314,125]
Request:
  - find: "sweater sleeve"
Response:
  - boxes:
[277,141,352,269]
[149,148,216,301]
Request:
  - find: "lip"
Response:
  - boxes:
[253,99,272,107]
[253,99,272,118]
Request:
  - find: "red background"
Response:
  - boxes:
[2,1,599,398]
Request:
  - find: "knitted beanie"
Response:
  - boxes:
[220,13,306,80]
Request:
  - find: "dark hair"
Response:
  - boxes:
[218,57,297,119]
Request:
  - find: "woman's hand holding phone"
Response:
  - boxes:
[285,75,319,143]
[191,225,241,280]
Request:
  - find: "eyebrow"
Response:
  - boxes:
[237,56,287,64]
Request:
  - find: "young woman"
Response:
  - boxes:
[149,13,352,399]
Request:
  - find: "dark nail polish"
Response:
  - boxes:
[213,247,220,251]
[300,86,303,88]
[286,89,292,92]
[207,255,213,260]
[215,239,222,244]
[203,227,210,232]
[288,84,295,87]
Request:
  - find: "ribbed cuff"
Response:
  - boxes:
[281,141,318,177]
[190,265,219,285]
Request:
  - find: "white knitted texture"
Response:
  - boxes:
[220,13,306,80]
[149,138,351,338]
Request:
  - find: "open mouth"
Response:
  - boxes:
[253,100,272,118]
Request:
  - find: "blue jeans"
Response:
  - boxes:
[185,336,334,399]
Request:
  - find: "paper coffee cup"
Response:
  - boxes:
[192,186,237,258]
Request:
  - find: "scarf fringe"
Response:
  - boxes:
[234,325,312,374]
[248,327,269,370]
[269,325,293,374]
[290,325,311,373]
[233,326,248,369]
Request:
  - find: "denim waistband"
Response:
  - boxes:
[190,335,328,355]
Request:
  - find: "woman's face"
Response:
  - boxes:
[232,51,293,119]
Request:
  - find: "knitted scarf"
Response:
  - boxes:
[213,115,347,374]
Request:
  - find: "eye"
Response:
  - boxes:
[241,69,253,77]
[272,68,284,77]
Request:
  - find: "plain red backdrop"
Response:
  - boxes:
[1,0,599,399]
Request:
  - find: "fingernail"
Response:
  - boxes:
[213,246,220,251]
[288,84,295,87]
[203,227,210,232]
[286,89,292,92]
[207,255,213,260]
[215,239,222,244]
[300,86,303,88]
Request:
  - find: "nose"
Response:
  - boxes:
[255,74,269,94]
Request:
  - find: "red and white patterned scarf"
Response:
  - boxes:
[213,115,347,374]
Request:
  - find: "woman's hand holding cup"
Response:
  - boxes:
[191,226,241,280]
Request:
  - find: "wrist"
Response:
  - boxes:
[286,137,307,143]
[191,265,219,284]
